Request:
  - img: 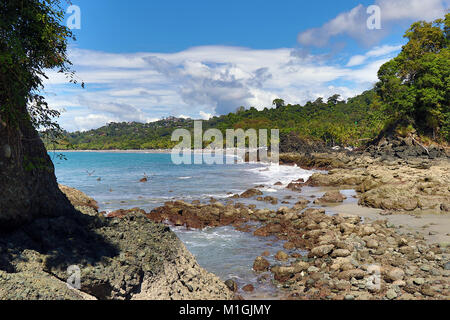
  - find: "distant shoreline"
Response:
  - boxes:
[47,148,271,154]
[48,149,173,154]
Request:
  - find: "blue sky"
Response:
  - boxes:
[69,0,377,52]
[44,0,449,131]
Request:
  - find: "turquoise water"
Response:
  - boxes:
[52,151,313,212]
[52,151,318,298]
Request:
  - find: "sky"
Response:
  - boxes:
[43,0,449,132]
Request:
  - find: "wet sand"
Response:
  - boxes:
[332,202,450,245]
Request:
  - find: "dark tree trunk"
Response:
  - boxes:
[0,105,75,231]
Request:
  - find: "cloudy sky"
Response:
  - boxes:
[44,0,449,132]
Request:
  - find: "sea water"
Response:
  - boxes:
[52,151,331,298]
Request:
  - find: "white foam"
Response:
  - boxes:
[248,163,315,186]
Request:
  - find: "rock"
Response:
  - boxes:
[283,242,295,250]
[420,265,431,272]
[361,226,376,236]
[307,266,319,273]
[292,261,309,272]
[366,239,379,248]
[139,177,148,183]
[413,278,425,285]
[314,191,347,204]
[286,182,303,191]
[224,279,238,292]
[340,223,355,234]
[310,244,334,257]
[337,213,361,224]
[274,182,283,186]
[271,266,296,282]
[331,249,351,258]
[253,256,270,272]
[344,294,355,300]
[264,196,278,205]
[107,208,146,218]
[277,206,291,215]
[242,284,254,292]
[386,268,405,282]
[393,280,406,287]
[420,285,435,297]
[444,262,450,270]
[240,188,263,198]
[0,212,233,300]
[59,185,99,212]
[275,251,289,261]
[337,269,365,280]
[386,289,398,300]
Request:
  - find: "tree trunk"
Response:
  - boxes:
[0,105,75,231]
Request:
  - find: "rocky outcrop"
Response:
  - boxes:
[279,152,354,169]
[147,200,253,229]
[302,156,449,213]
[0,195,233,300]
[133,242,233,300]
[59,184,99,213]
[362,126,448,160]
[279,132,327,154]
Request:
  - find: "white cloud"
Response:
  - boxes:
[199,111,213,120]
[346,44,402,66]
[43,44,403,131]
[73,114,118,132]
[297,0,448,47]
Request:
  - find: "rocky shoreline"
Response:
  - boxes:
[1,148,448,300]
[128,149,448,300]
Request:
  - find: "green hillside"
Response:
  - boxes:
[46,89,388,150]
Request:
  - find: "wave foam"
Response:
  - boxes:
[248,163,315,186]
